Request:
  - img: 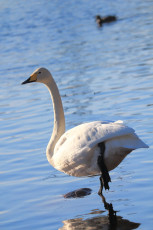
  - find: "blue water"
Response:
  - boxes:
[1,0,153,229]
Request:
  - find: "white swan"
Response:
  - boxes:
[22,67,149,194]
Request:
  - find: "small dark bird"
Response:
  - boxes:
[96,15,117,27]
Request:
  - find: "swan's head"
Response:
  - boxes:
[22,67,52,85]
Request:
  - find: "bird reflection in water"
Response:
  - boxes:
[99,193,117,226]
[63,188,140,229]
[60,208,140,230]
[64,188,116,224]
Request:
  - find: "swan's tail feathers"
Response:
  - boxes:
[111,134,149,150]
[133,134,149,149]
[137,139,149,149]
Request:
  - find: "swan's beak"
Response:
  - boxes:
[22,77,31,84]
[22,73,37,85]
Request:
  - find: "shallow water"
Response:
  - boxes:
[1,0,153,229]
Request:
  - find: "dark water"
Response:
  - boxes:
[1,0,153,229]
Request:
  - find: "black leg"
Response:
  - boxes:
[97,142,111,194]
[98,176,103,195]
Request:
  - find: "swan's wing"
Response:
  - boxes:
[85,121,135,149]
[53,121,148,176]
[55,121,148,155]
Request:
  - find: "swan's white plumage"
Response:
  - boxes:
[52,121,148,177]
[22,68,149,182]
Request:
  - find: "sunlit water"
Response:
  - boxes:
[1,0,153,229]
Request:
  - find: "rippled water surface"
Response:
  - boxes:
[1,0,153,229]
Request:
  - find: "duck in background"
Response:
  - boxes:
[96,15,117,27]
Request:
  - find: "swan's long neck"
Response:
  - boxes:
[45,76,65,163]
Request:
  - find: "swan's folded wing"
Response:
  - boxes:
[53,121,148,176]
[55,121,147,156]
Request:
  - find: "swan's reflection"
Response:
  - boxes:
[59,209,140,230]
[62,189,140,230]
[64,188,117,224]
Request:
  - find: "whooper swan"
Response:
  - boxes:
[22,67,149,194]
